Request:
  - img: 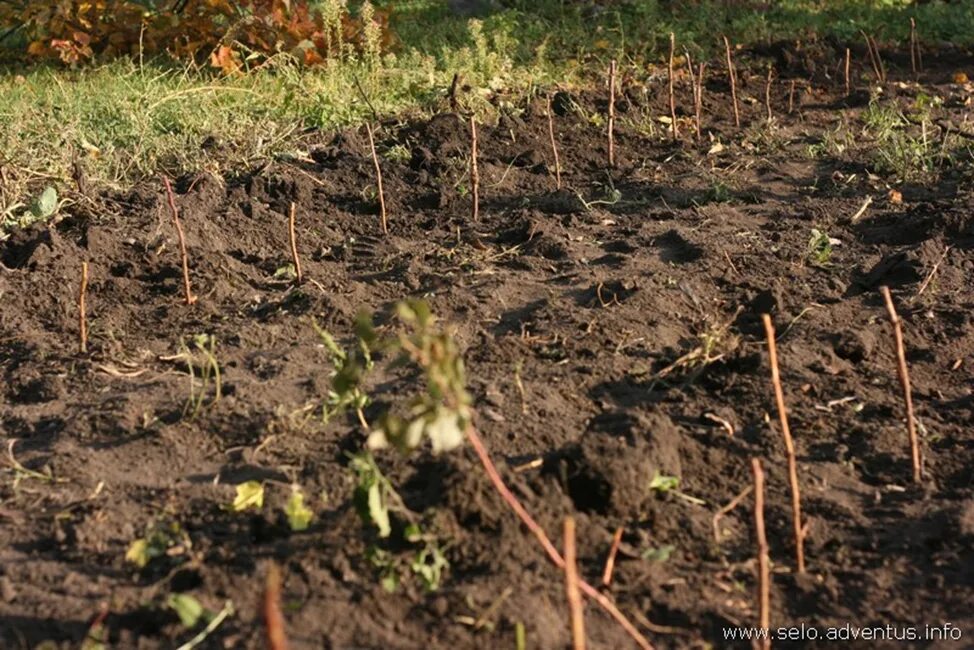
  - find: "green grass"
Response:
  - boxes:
[1,0,973,219]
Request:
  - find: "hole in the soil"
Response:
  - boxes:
[566,471,612,514]
[656,229,703,264]
[110,262,133,278]
[170,568,203,592]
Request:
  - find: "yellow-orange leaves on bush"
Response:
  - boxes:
[0,0,392,72]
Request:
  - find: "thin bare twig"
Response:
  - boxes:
[751,459,771,650]
[564,517,587,650]
[602,526,624,587]
[764,66,774,123]
[761,314,806,574]
[78,261,89,353]
[464,424,653,650]
[844,47,851,95]
[684,50,703,141]
[910,18,923,75]
[880,286,922,483]
[712,485,753,544]
[862,31,886,83]
[547,94,562,189]
[723,36,740,128]
[788,79,796,115]
[264,563,289,650]
[162,176,197,305]
[913,246,951,300]
[288,202,303,284]
[470,116,480,221]
[608,60,617,166]
[365,123,388,235]
[668,33,678,139]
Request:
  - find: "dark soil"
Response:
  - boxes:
[2,42,973,649]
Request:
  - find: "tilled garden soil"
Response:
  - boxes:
[2,43,973,649]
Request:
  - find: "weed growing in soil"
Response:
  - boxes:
[807,228,835,266]
[313,316,375,428]
[862,100,947,181]
[180,333,222,419]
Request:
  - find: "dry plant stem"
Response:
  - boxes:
[761,314,806,574]
[684,52,702,140]
[880,286,922,483]
[464,424,653,650]
[78,261,89,353]
[764,67,773,122]
[365,123,388,235]
[914,246,951,300]
[602,526,624,586]
[844,48,851,95]
[712,485,753,544]
[287,202,303,284]
[913,19,923,73]
[162,175,197,305]
[788,80,795,114]
[564,517,587,650]
[608,60,617,167]
[695,64,706,140]
[751,459,771,650]
[470,116,480,221]
[547,94,562,189]
[862,32,886,83]
[264,563,289,650]
[872,35,887,83]
[668,33,678,139]
[723,36,740,128]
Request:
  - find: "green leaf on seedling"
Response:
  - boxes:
[273,263,296,280]
[641,544,675,563]
[411,545,448,591]
[649,471,680,493]
[125,538,150,568]
[366,480,391,537]
[404,522,423,543]
[232,481,264,512]
[30,186,58,219]
[285,487,314,531]
[167,593,205,628]
[352,454,392,537]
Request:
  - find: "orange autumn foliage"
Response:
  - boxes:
[0,1,392,72]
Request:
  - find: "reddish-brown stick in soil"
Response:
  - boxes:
[788,79,796,114]
[78,261,89,353]
[608,59,617,167]
[761,314,806,574]
[910,18,922,77]
[547,93,562,190]
[668,33,678,139]
[844,47,851,95]
[723,36,740,128]
[564,517,587,650]
[365,122,388,235]
[862,31,885,83]
[695,61,706,137]
[288,202,303,284]
[602,526,624,587]
[880,286,922,483]
[764,66,774,123]
[264,562,289,650]
[683,50,699,141]
[751,458,771,650]
[464,424,654,650]
[162,175,197,305]
[469,115,480,221]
